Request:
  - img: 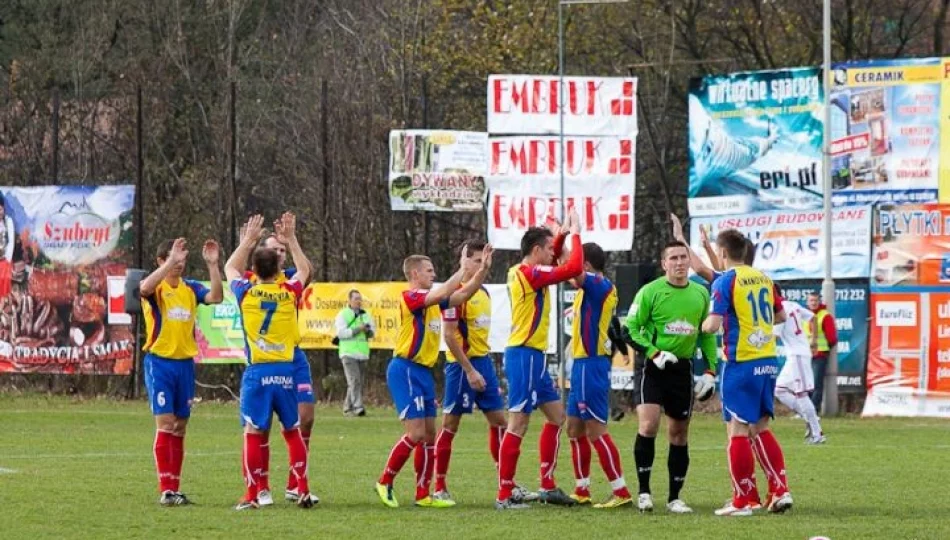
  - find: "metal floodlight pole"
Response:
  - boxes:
[557,0,567,401]
[557,0,628,401]
[821,0,839,416]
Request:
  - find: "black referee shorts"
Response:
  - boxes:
[633,358,694,421]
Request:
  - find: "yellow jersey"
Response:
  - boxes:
[231,278,303,364]
[442,286,491,361]
[394,290,446,368]
[710,265,784,362]
[142,278,210,360]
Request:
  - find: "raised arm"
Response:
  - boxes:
[278,212,312,286]
[225,215,264,282]
[671,213,718,282]
[201,240,224,304]
[139,238,187,297]
[448,244,494,308]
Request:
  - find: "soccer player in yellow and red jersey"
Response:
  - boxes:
[702,228,793,516]
[240,217,316,507]
[496,210,584,510]
[140,237,224,506]
[375,244,494,509]
[226,214,314,511]
[432,240,534,506]
[565,242,633,509]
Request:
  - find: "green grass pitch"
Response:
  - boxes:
[1,394,947,539]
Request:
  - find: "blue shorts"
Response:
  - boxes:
[240,362,300,431]
[504,346,559,414]
[144,353,195,418]
[567,356,611,424]
[292,348,315,404]
[720,358,778,424]
[387,357,437,420]
[443,356,505,415]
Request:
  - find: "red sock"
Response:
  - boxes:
[497,431,522,501]
[414,442,436,500]
[287,429,311,492]
[283,428,310,495]
[727,436,757,508]
[593,434,631,498]
[243,432,265,502]
[260,431,271,491]
[153,430,174,493]
[539,423,561,491]
[379,435,417,485]
[748,439,766,504]
[569,436,591,496]
[489,425,505,466]
[434,429,455,493]
[168,433,184,493]
[753,430,789,496]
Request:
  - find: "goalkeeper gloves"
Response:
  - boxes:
[694,371,716,401]
[651,350,678,370]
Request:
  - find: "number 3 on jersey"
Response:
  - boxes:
[745,288,773,325]
[259,301,278,334]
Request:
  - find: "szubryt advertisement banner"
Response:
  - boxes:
[687,67,823,216]
[487,75,638,136]
[830,58,942,207]
[778,281,869,393]
[486,135,634,251]
[0,186,135,374]
[389,130,487,212]
[688,206,872,280]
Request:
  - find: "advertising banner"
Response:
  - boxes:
[0,186,135,374]
[487,75,638,136]
[866,203,950,416]
[830,58,942,206]
[865,291,950,417]
[688,206,873,280]
[687,67,823,216]
[389,130,487,212]
[486,135,635,251]
[778,281,869,393]
[194,283,246,364]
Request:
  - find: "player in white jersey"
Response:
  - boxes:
[773,297,825,444]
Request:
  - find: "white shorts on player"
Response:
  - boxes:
[776,354,814,395]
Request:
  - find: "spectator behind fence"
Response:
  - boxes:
[807,292,838,413]
[335,290,376,417]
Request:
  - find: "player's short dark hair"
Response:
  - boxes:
[155,239,175,261]
[660,240,690,260]
[252,247,281,280]
[348,289,361,299]
[583,242,607,272]
[743,237,757,265]
[716,229,747,262]
[463,239,486,257]
[520,227,553,257]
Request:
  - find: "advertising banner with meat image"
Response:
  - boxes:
[0,186,134,374]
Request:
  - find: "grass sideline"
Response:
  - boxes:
[1,394,947,539]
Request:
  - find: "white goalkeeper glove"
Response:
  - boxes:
[651,350,678,370]
[694,372,716,401]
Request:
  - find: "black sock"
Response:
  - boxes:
[634,434,656,495]
[668,444,689,502]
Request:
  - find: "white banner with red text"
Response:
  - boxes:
[488,75,638,136]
